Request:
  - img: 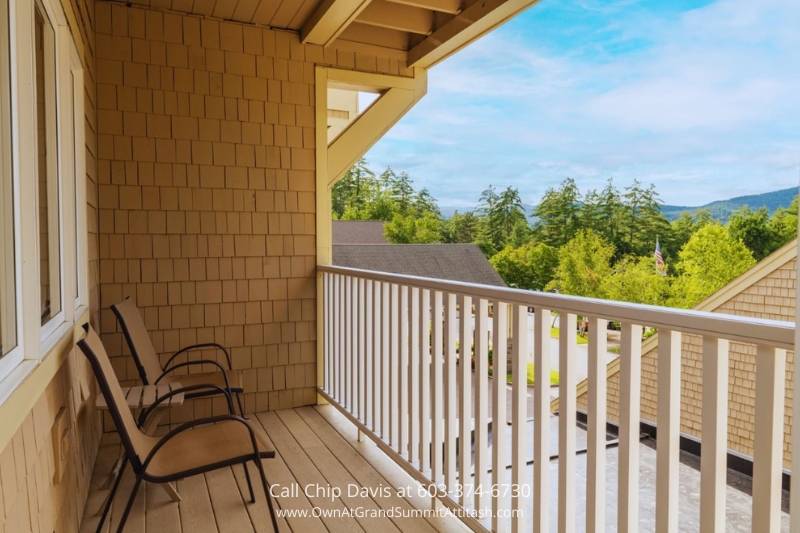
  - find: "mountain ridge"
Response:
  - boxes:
[438,187,797,222]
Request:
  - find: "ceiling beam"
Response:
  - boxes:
[301,0,374,45]
[357,0,434,35]
[408,0,540,67]
[386,0,461,15]
[337,22,410,50]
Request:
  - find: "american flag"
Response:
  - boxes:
[655,238,665,274]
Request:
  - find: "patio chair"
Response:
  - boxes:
[77,324,280,533]
[110,297,246,415]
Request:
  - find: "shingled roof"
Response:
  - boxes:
[332,221,388,244]
[333,244,506,287]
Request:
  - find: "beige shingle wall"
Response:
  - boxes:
[577,258,797,467]
[92,3,404,423]
[0,0,102,531]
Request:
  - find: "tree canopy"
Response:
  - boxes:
[333,160,798,309]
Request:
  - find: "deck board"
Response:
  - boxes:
[80,405,463,533]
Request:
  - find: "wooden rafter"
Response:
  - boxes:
[408,0,540,67]
[356,0,434,35]
[386,0,462,15]
[301,0,374,45]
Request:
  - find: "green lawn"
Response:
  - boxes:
[491,364,560,386]
[550,327,589,345]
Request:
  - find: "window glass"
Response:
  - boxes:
[0,0,16,357]
[35,4,61,325]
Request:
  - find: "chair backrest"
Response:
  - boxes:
[110,297,162,384]
[77,325,152,469]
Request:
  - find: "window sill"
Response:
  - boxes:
[0,359,37,407]
[41,321,72,359]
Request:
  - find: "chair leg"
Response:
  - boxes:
[116,473,144,533]
[243,461,256,503]
[254,456,280,532]
[97,456,129,533]
[235,392,246,418]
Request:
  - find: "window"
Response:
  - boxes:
[0,0,84,392]
[0,0,16,368]
[69,43,87,312]
[34,3,62,330]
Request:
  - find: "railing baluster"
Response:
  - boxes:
[445,293,458,492]
[459,294,473,507]
[326,273,332,395]
[432,291,444,484]
[338,274,344,403]
[372,281,381,433]
[365,279,373,428]
[533,307,551,533]
[400,284,410,458]
[382,282,390,440]
[420,288,432,473]
[587,316,607,533]
[492,300,508,533]
[474,298,489,517]
[409,287,421,465]
[700,336,728,533]
[558,312,577,533]
[511,304,527,533]
[619,322,643,533]
[345,276,352,410]
[752,344,786,533]
[390,283,400,449]
[656,329,681,533]
[356,278,367,422]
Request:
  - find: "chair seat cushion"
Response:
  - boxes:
[144,419,273,481]
[160,369,243,393]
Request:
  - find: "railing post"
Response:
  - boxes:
[700,336,728,533]
[399,285,409,458]
[381,282,390,440]
[586,317,607,533]
[389,283,400,449]
[619,322,642,533]
[365,279,373,429]
[752,344,786,533]
[656,329,681,533]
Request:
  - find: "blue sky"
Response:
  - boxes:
[362,0,800,209]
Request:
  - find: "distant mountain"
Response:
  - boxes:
[660,187,797,223]
[439,187,797,223]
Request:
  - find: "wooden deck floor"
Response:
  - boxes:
[80,405,468,533]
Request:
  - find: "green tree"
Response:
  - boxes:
[580,179,624,248]
[331,158,375,218]
[618,179,671,258]
[532,178,582,248]
[546,229,614,298]
[384,212,441,244]
[727,206,778,260]
[442,211,481,243]
[768,195,798,249]
[490,242,558,290]
[669,224,756,308]
[601,256,671,306]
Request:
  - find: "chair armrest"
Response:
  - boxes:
[163,343,232,371]
[157,359,232,388]
[141,414,262,471]
[136,383,235,427]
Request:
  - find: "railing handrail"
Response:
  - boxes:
[319,265,795,350]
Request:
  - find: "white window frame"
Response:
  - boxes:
[0,0,23,381]
[0,0,82,397]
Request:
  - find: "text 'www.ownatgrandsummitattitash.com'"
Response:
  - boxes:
[269,482,525,520]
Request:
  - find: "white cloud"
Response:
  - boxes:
[364,0,800,208]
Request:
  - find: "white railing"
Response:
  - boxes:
[318,265,794,533]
